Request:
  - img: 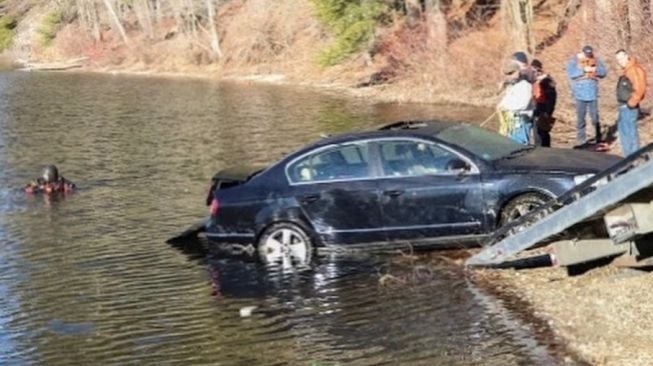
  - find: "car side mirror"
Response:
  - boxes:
[447,158,470,173]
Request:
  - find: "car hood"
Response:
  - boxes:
[493,147,621,174]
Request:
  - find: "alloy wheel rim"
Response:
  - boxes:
[509,202,538,221]
[260,228,309,268]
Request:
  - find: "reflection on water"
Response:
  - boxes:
[197,247,562,365]
[0,71,568,365]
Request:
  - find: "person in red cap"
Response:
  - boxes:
[565,45,607,145]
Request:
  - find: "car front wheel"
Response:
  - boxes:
[499,193,549,228]
[257,223,313,268]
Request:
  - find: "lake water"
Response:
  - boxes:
[0,71,571,365]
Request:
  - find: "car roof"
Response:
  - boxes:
[316,120,461,146]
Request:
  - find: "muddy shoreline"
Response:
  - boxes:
[458,257,653,366]
[467,269,590,365]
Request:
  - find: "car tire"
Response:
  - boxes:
[499,193,549,228]
[257,223,313,268]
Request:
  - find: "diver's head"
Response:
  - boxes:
[42,165,59,183]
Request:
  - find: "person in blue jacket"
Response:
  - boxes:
[565,45,607,145]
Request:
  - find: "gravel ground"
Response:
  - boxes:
[471,265,653,366]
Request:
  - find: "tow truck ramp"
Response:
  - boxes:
[467,144,653,268]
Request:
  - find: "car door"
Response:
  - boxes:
[286,141,385,246]
[375,138,485,243]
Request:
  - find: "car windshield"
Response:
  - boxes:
[436,124,527,161]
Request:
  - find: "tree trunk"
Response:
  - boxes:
[627,0,644,43]
[172,0,185,35]
[186,0,197,38]
[405,0,422,27]
[425,0,447,70]
[76,0,89,31]
[595,0,624,49]
[135,0,154,39]
[102,0,130,45]
[206,0,222,60]
[535,0,582,51]
[643,0,653,28]
[501,0,534,54]
[90,0,102,42]
[155,0,162,24]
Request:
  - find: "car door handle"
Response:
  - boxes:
[300,194,320,204]
[384,190,404,197]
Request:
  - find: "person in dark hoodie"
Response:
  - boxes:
[531,59,557,147]
[24,165,75,194]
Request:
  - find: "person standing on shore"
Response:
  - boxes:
[565,45,607,145]
[498,61,534,144]
[531,59,557,147]
[615,49,647,156]
[512,51,536,83]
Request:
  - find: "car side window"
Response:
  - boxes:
[379,140,458,177]
[288,143,371,183]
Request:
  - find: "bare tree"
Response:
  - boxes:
[134,0,155,39]
[535,0,582,52]
[425,0,447,70]
[186,0,198,38]
[405,0,422,27]
[102,0,130,45]
[206,0,222,59]
[76,0,102,42]
[501,0,534,54]
[595,0,626,49]
[626,0,648,44]
[171,0,186,35]
[154,0,163,23]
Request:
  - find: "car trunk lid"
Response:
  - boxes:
[205,164,267,205]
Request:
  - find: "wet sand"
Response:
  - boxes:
[469,265,653,366]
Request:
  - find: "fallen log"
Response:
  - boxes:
[17,57,88,71]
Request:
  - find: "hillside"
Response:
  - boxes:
[1,0,652,151]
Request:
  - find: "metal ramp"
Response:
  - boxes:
[466,143,653,267]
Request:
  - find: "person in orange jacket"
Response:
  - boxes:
[615,49,647,156]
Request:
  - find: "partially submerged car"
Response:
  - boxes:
[204,121,620,265]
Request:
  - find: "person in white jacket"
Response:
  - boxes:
[498,61,535,144]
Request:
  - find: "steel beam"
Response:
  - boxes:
[467,155,653,266]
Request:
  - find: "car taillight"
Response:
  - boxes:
[210,198,219,217]
[206,181,217,206]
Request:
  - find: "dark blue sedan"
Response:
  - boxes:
[204,121,619,265]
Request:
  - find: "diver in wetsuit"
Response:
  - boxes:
[24,165,75,194]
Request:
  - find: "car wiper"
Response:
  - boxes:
[497,146,536,160]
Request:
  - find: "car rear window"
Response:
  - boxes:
[437,124,524,161]
[287,143,371,183]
